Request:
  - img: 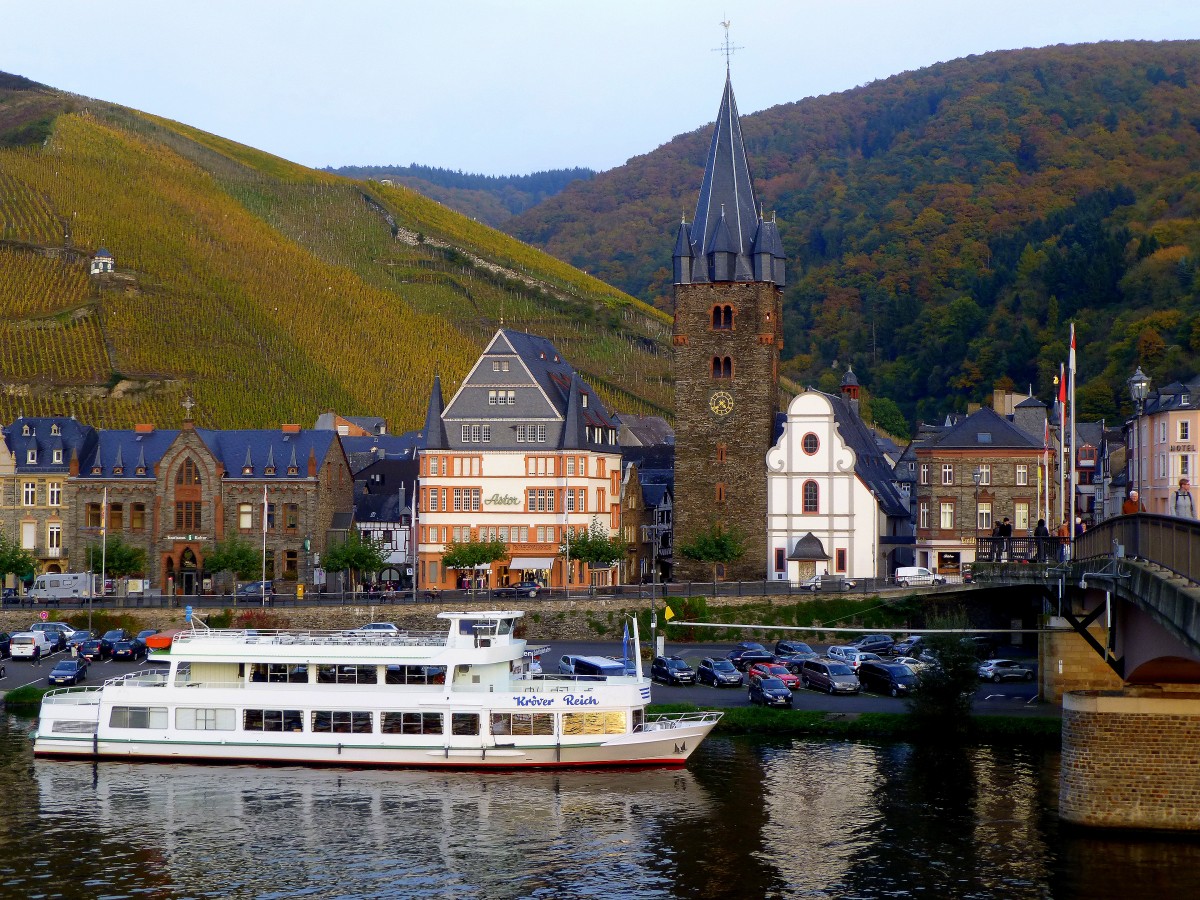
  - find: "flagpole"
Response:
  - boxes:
[1069,323,1078,534]
[261,485,268,606]
[1058,363,1066,527]
[100,485,108,613]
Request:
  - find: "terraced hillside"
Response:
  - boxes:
[0,76,670,429]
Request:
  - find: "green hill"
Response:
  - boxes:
[508,40,1200,425]
[0,76,669,430]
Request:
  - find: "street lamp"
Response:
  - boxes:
[1128,367,1151,508]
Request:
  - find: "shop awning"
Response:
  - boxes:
[509,557,555,569]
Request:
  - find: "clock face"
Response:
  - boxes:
[709,390,734,416]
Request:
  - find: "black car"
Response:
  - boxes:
[136,629,159,647]
[651,655,696,685]
[66,630,94,654]
[494,582,542,599]
[102,629,130,644]
[47,658,89,686]
[112,639,147,662]
[0,631,10,658]
[892,635,925,656]
[748,676,793,707]
[773,640,818,668]
[851,634,895,655]
[697,657,743,687]
[858,661,917,697]
[727,642,776,671]
[80,638,113,661]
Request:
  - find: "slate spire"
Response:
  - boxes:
[422,375,448,450]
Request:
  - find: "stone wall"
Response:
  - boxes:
[1039,616,1124,703]
[1061,688,1200,830]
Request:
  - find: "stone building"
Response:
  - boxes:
[619,444,674,585]
[913,406,1049,574]
[0,416,97,579]
[670,68,785,581]
[67,420,353,594]
[416,329,623,591]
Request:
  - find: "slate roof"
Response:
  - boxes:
[788,532,830,561]
[1015,396,1047,409]
[314,413,387,435]
[355,457,420,496]
[79,428,338,479]
[5,416,97,473]
[341,432,419,474]
[1076,421,1104,448]
[925,406,1043,450]
[823,392,909,517]
[355,490,409,524]
[617,414,674,447]
[83,429,179,478]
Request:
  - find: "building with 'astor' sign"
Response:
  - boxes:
[416,329,623,591]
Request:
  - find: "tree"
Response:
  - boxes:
[441,540,509,588]
[677,523,746,581]
[83,535,146,578]
[562,518,629,579]
[204,536,261,592]
[906,627,980,734]
[868,396,910,439]
[0,531,36,585]
[323,532,390,591]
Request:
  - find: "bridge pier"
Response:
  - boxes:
[1061,687,1200,830]
[1039,616,1123,703]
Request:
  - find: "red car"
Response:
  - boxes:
[748,662,801,690]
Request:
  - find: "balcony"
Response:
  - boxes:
[30,545,66,559]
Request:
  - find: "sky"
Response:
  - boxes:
[4,1,1200,176]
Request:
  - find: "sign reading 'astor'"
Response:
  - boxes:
[485,493,520,506]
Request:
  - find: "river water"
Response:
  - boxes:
[2,713,1198,899]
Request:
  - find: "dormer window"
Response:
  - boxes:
[136,465,146,476]
[21,425,29,436]
[265,465,276,476]
[91,465,102,475]
[287,465,299,476]
[112,465,124,475]
[52,449,62,464]
[582,395,588,408]
[26,449,36,464]
[51,423,60,435]
[242,464,254,475]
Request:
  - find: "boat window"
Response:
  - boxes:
[175,708,236,731]
[632,709,644,732]
[380,712,443,735]
[451,713,480,736]
[244,709,303,732]
[109,706,169,729]
[490,713,553,736]
[385,665,446,685]
[496,619,514,636]
[249,663,308,683]
[316,664,379,685]
[562,712,626,735]
[311,711,373,734]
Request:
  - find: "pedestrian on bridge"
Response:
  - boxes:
[1034,518,1050,562]
[1122,490,1144,515]
[1173,478,1196,519]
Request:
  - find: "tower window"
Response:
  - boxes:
[716,443,727,463]
[711,305,733,330]
[716,482,726,503]
[803,480,819,513]
[802,433,819,455]
[711,356,732,379]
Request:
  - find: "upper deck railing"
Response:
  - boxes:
[171,628,447,649]
[1074,513,1200,585]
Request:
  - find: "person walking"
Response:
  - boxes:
[999,516,1013,561]
[1056,520,1071,562]
[1174,478,1196,519]
[1034,518,1050,562]
[1122,490,1144,515]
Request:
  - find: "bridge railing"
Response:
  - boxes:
[1074,513,1200,584]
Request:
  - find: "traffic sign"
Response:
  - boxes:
[39,610,48,621]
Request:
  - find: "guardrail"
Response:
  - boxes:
[1075,513,1200,585]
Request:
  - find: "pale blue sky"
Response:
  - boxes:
[3,1,1199,175]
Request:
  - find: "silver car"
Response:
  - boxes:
[977,658,1034,682]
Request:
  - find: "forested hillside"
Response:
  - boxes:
[323,164,595,228]
[509,41,1200,426]
[0,76,668,429]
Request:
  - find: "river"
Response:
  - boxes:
[2,713,1197,899]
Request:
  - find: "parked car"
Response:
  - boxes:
[726,642,776,671]
[0,631,10,658]
[978,658,1035,682]
[112,639,148,662]
[31,622,74,652]
[851,634,895,655]
[66,630,95,654]
[961,564,973,584]
[352,622,402,634]
[47,658,89,685]
[102,629,130,644]
[80,638,113,661]
[894,566,946,586]
[747,662,801,690]
[798,659,861,694]
[748,676,793,707]
[236,581,275,600]
[797,574,856,592]
[845,650,882,673]
[858,661,917,697]
[136,629,159,647]
[774,640,818,665]
[892,656,926,673]
[696,657,743,688]
[493,581,542,599]
[9,631,51,660]
[892,635,925,656]
[825,645,860,665]
[651,655,697,685]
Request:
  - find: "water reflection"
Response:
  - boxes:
[4,714,1200,899]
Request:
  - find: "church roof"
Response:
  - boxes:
[788,532,830,561]
[690,73,758,265]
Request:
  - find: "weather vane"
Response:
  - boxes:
[713,19,743,71]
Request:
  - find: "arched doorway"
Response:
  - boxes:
[180,547,200,596]
[45,564,62,574]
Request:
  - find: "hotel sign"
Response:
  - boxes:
[484,493,520,506]
[1170,443,1195,453]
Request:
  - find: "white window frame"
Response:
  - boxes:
[941,464,954,486]
[48,482,61,506]
[939,502,955,530]
[919,463,930,485]
[23,482,36,506]
[978,464,991,486]
[977,501,992,530]
[918,502,929,530]
[1015,465,1028,486]
[1181,421,1191,442]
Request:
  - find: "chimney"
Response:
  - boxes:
[134,423,154,434]
[308,446,318,477]
[69,447,79,477]
[281,424,301,434]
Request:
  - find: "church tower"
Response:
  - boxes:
[671,68,785,581]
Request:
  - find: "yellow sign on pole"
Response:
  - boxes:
[296,584,305,600]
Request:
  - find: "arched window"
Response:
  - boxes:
[802,433,820,455]
[716,482,726,502]
[711,356,732,379]
[711,304,734,330]
[802,480,819,513]
[176,457,201,486]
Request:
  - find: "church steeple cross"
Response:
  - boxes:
[182,394,195,421]
[713,19,743,72]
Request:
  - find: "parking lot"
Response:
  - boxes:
[0,647,160,691]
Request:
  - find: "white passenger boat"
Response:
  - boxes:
[33,611,721,768]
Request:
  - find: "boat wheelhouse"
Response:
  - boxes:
[33,611,720,768]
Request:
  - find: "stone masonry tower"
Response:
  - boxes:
[672,69,785,581]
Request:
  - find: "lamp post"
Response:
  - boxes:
[972,468,982,561]
[1128,367,1151,509]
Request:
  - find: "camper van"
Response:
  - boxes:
[893,566,947,587]
[29,573,98,605]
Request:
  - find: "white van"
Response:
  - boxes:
[894,566,947,587]
[9,631,51,660]
[29,573,97,605]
